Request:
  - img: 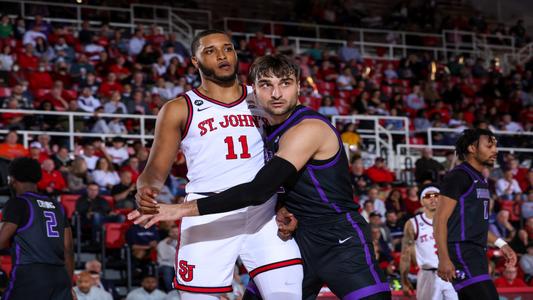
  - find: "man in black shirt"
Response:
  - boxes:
[111,170,136,209]
[0,157,73,300]
[434,129,517,300]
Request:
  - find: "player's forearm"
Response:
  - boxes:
[137,169,167,190]
[64,248,74,279]
[399,251,411,282]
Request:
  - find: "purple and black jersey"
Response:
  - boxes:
[265,105,360,224]
[440,162,491,247]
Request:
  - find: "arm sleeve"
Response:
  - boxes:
[197,156,297,215]
[2,198,29,227]
[439,169,472,201]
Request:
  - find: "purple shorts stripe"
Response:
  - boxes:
[342,282,390,300]
[453,274,491,291]
[346,213,381,284]
[307,168,341,213]
[455,243,472,278]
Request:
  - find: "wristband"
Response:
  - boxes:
[495,238,507,249]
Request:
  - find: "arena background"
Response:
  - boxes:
[0,0,532,299]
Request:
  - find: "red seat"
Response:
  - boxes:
[59,194,81,219]
[101,195,115,210]
[0,87,11,98]
[0,255,12,276]
[104,222,130,249]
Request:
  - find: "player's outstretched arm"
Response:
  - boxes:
[400,220,415,295]
[434,195,457,282]
[129,119,335,228]
[135,98,188,215]
[488,230,517,267]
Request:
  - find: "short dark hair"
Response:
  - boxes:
[248,54,300,83]
[455,128,496,161]
[190,29,227,56]
[8,157,42,183]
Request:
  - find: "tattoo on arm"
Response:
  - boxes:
[400,220,415,282]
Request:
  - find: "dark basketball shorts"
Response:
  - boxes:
[448,242,491,292]
[294,213,391,300]
[3,263,72,300]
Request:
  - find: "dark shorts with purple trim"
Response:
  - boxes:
[294,213,391,300]
[448,242,491,292]
[3,263,72,300]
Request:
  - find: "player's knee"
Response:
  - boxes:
[254,264,303,300]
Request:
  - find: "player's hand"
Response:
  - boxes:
[401,279,414,296]
[135,186,160,214]
[276,206,297,241]
[437,258,456,282]
[501,244,517,267]
[129,203,185,228]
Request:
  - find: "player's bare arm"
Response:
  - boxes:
[129,119,339,228]
[64,227,74,278]
[400,220,415,295]
[135,97,188,214]
[487,230,517,267]
[434,195,457,282]
[0,222,18,249]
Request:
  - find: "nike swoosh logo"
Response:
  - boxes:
[197,107,212,112]
[338,236,352,244]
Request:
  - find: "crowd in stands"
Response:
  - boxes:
[0,11,531,299]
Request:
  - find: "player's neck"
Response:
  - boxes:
[197,79,241,104]
[423,210,435,220]
[465,157,484,173]
[15,184,38,196]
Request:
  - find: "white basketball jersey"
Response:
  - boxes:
[411,213,439,269]
[180,84,270,193]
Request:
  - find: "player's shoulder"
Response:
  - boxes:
[442,166,471,183]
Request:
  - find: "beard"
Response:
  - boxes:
[197,61,237,84]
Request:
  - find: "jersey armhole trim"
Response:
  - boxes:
[16,196,34,233]
[181,93,193,139]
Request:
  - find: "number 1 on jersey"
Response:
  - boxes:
[224,135,251,159]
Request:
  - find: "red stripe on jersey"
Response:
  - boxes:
[192,84,247,108]
[248,258,303,278]
[173,277,233,293]
[182,94,193,139]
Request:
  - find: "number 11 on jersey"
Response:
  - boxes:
[224,135,251,160]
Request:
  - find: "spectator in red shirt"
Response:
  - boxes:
[494,266,527,288]
[17,43,39,71]
[146,25,166,49]
[37,158,67,195]
[28,142,49,164]
[121,157,140,183]
[99,72,123,98]
[248,31,274,57]
[41,85,69,110]
[365,157,396,184]
[109,56,131,81]
[28,63,53,92]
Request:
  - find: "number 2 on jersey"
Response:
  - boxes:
[44,211,60,238]
[224,135,251,159]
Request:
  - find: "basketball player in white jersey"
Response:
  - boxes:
[134,30,302,300]
[400,184,458,300]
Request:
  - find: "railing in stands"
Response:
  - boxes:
[224,17,515,60]
[503,42,533,74]
[0,0,212,42]
[0,109,156,150]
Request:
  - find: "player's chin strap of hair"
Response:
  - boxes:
[196,156,297,215]
[494,238,508,249]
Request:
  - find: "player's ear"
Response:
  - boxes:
[467,144,476,156]
[191,56,199,69]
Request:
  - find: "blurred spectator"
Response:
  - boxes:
[0,130,28,160]
[489,210,516,243]
[523,190,533,219]
[105,136,129,166]
[103,91,127,114]
[126,275,166,300]
[4,82,32,109]
[52,36,75,64]
[109,55,131,81]
[350,157,371,196]
[126,90,151,115]
[519,243,533,280]
[0,45,14,73]
[364,157,395,184]
[317,95,339,118]
[137,44,160,69]
[338,40,362,63]
[336,67,356,91]
[34,37,54,61]
[76,183,123,242]
[1,98,25,128]
[29,15,52,36]
[164,32,188,59]
[415,148,444,183]
[126,224,159,272]
[404,185,421,215]
[361,200,374,223]
[17,43,38,71]
[341,123,362,153]
[85,36,105,62]
[0,15,13,38]
[162,46,184,66]
[496,167,522,198]
[22,25,47,46]
[111,170,136,209]
[67,157,91,194]
[28,62,53,91]
[78,20,93,45]
[405,84,425,111]
[73,271,113,300]
[276,36,296,57]
[494,266,527,287]
[385,210,403,251]
[371,224,392,265]
[41,84,70,110]
[70,54,95,83]
[100,73,124,99]
[385,189,405,216]
[157,224,179,292]
[248,31,274,57]
[13,17,25,40]
[37,158,67,195]
[501,113,523,132]
[361,187,386,221]
[80,142,99,171]
[51,145,71,172]
[128,29,145,57]
[77,87,101,113]
[92,157,120,191]
[518,217,533,252]
[121,157,141,183]
[85,259,117,297]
